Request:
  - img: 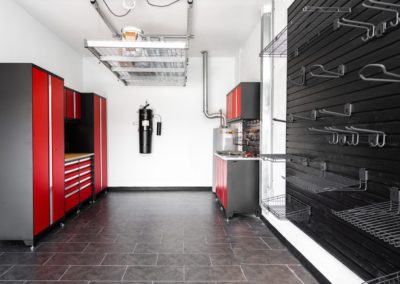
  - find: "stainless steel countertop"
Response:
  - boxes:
[214,153,260,161]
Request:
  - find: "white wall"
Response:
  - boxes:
[0,0,82,90]
[236,21,262,83]
[83,56,235,187]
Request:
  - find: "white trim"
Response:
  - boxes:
[65,189,80,199]
[80,176,92,184]
[80,182,93,190]
[85,40,187,49]
[65,160,79,166]
[64,174,80,183]
[65,168,79,174]
[48,75,53,225]
[79,164,92,171]
[80,170,92,176]
[65,181,80,190]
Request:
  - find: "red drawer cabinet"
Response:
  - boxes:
[65,87,81,120]
[226,82,260,122]
[215,155,259,219]
[64,155,94,212]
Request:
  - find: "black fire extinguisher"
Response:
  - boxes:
[139,102,162,154]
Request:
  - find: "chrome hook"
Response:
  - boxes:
[368,0,400,27]
[309,64,346,78]
[308,127,339,144]
[326,126,360,146]
[288,66,306,86]
[345,126,386,147]
[319,103,353,117]
[359,64,400,83]
[334,18,376,41]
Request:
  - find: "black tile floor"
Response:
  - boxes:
[0,191,319,284]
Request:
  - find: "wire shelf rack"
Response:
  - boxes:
[285,168,368,194]
[260,154,309,165]
[85,39,188,86]
[260,6,351,58]
[262,194,311,222]
[362,271,400,284]
[333,188,400,248]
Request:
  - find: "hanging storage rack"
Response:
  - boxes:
[285,168,369,194]
[359,64,400,83]
[309,64,346,78]
[260,6,351,57]
[262,194,311,222]
[333,187,400,249]
[85,39,188,86]
[362,270,400,284]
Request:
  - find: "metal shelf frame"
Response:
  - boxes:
[362,270,400,284]
[262,194,311,222]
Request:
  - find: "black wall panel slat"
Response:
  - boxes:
[284,1,400,278]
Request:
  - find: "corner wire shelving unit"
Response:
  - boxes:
[85,39,189,87]
[363,271,400,284]
[260,6,351,58]
[262,194,311,222]
[332,187,400,249]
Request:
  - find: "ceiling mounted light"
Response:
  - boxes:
[121,26,143,41]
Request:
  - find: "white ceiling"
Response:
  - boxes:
[14,0,266,57]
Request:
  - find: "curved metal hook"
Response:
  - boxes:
[309,64,346,78]
[335,18,376,41]
[308,127,339,144]
[359,64,400,83]
[369,0,400,27]
[363,2,399,28]
[326,127,360,146]
[288,67,306,86]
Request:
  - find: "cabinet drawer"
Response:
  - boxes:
[65,171,80,182]
[65,190,79,212]
[79,159,92,169]
[65,178,80,190]
[65,161,80,174]
[80,172,92,183]
[80,184,93,202]
[65,184,80,195]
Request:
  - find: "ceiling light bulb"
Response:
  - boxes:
[122,0,136,10]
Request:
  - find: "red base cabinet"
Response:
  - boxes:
[215,155,259,218]
[0,64,65,245]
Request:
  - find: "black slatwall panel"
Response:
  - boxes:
[286,0,400,280]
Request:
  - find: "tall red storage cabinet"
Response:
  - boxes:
[92,95,108,195]
[0,64,65,246]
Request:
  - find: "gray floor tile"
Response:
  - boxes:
[134,242,184,253]
[0,265,12,276]
[26,281,87,284]
[83,243,135,253]
[61,266,126,281]
[45,253,105,265]
[235,249,299,264]
[69,234,117,243]
[289,265,320,284]
[0,253,53,265]
[0,265,68,280]
[157,254,211,266]
[123,266,184,281]
[35,242,88,253]
[38,233,75,243]
[241,265,302,283]
[184,243,233,254]
[210,254,241,265]
[263,237,287,249]
[101,254,157,265]
[185,266,246,281]
[115,234,162,244]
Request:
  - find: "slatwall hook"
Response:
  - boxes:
[303,6,352,13]
[289,110,317,122]
[319,103,353,117]
[308,127,339,144]
[367,0,400,27]
[345,126,386,147]
[333,17,376,41]
[309,64,346,78]
[288,66,306,86]
[325,126,360,146]
[359,64,400,83]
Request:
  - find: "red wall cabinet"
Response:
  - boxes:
[226,82,260,122]
[94,95,108,194]
[0,64,65,245]
[65,88,81,120]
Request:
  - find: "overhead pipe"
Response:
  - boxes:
[90,0,121,39]
[202,51,226,128]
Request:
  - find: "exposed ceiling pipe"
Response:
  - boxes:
[202,51,226,128]
[90,0,122,39]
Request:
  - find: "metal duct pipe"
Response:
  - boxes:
[202,51,226,127]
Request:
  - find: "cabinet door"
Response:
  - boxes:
[236,85,242,119]
[101,98,108,190]
[232,88,237,119]
[51,75,65,223]
[66,89,74,119]
[32,67,50,236]
[226,94,230,120]
[94,96,101,194]
[74,92,81,119]
[222,160,228,208]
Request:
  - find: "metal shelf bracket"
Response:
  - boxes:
[334,17,376,41]
[319,103,353,117]
[310,64,346,78]
[288,66,306,86]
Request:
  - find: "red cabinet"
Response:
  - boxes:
[215,155,259,219]
[94,95,108,194]
[226,82,260,122]
[65,88,81,120]
[32,67,65,236]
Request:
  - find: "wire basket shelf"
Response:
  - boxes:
[362,271,400,284]
[332,200,400,248]
[260,154,309,165]
[285,168,368,194]
[262,194,311,222]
